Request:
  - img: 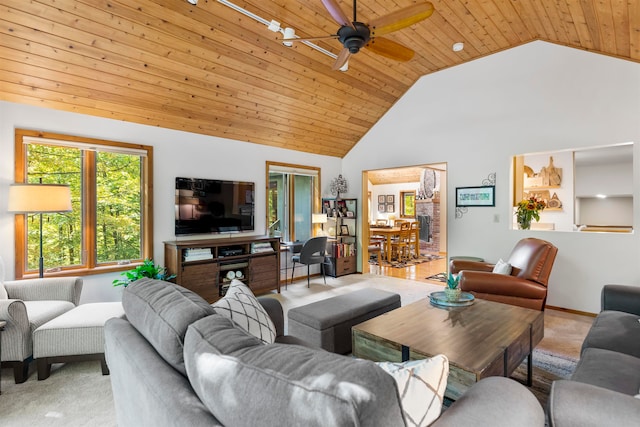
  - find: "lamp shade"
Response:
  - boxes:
[312,213,328,224]
[8,183,72,213]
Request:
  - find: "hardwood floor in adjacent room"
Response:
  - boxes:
[368,252,449,285]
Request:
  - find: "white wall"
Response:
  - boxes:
[0,101,342,303]
[344,41,640,313]
[370,182,419,222]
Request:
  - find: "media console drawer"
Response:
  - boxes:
[182,263,218,302]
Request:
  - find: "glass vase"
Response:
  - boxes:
[518,219,531,230]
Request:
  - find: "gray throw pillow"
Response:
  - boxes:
[123,278,215,375]
[184,314,405,427]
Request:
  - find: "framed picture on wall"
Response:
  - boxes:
[386,204,394,213]
[378,204,386,213]
[455,185,496,207]
[386,195,394,203]
[378,195,385,203]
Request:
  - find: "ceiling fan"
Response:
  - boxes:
[285,0,434,70]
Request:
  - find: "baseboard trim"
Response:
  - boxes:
[546,305,597,317]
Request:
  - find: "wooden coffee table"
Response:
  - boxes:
[352,298,544,400]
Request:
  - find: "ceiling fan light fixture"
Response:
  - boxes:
[452,42,464,52]
[339,61,349,72]
[186,0,198,5]
[282,27,295,46]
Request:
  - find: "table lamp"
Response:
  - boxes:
[312,213,328,236]
[8,181,72,277]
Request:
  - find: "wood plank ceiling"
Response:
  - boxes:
[1,0,638,158]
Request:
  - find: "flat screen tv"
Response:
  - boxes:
[175,177,255,236]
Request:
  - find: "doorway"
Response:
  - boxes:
[362,164,448,284]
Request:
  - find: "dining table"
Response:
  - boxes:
[369,225,420,262]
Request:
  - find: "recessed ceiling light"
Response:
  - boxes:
[452,42,464,52]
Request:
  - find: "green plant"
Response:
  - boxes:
[447,273,460,290]
[112,259,176,287]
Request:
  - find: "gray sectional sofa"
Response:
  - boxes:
[105,279,545,426]
[548,284,640,426]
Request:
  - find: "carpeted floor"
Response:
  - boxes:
[0,273,587,426]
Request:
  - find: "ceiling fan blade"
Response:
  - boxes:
[283,35,339,43]
[369,1,434,37]
[321,0,355,29]
[365,37,415,62]
[332,48,351,71]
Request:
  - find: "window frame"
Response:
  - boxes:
[13,129,153,278]
[400,190,416,219]
[265,161,321,241]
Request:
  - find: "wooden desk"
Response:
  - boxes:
[353,299,544,400]
[369,226,420,262]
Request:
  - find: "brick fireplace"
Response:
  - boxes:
[416,198,441,254]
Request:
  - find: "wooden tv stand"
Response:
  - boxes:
[164,236,280,303]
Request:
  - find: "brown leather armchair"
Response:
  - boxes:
[450,238,558,311]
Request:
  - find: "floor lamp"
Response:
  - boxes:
[8,181,72,278]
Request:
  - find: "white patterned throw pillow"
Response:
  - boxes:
[492,258,513,275]
[212,279,276,344]
[377,355,449,427]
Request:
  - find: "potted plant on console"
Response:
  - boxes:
[112,259,176,287]
[445,274,461,301]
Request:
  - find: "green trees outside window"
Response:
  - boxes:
[14,129,152,278]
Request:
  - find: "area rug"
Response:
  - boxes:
[369,253,442,268]
[510,348,578,409]
[443,348,577,422]
[426,272,447,283]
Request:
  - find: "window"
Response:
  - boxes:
[266,162,320,242]
[13,129,153,278]
[400,191,416,218]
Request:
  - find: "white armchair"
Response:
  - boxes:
[0,276,82,383]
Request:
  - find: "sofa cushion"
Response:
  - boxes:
[581,310,640,358]
[184,314,405,427]
[122,278,215,375]
[572,347,640,395]
[23,300,76,331]
[212,279,276,344]
[376,356,449,427]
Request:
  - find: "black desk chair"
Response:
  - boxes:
[291,236,328,288]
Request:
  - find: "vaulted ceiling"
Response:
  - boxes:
[1,0,638,158]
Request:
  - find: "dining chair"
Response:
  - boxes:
[390,222,411,263]
[408,221,420,258]
[290,236,328,288]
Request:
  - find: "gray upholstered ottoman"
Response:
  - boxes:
[288,289,401,354]
[34,302,125,380]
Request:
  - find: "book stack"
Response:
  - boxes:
[251,242,274,254]
[184,248,213,262]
